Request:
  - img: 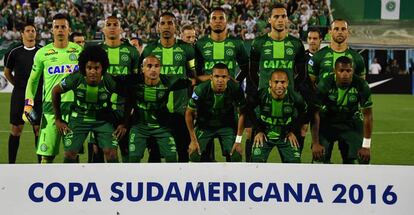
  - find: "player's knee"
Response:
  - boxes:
[11,125,23,136]
[103,149,118,163]
[64,151,78,161]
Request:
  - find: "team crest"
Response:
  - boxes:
[69,53,77,61]
[226,49,234,56]
[175,53,183,61]
[40,144,48,152]
[121,54,129,62]
[129,144,136,152]
[349,95,357,102]
[286,48,294,56]
[64,138,72,147]
[284,106,293,114]
[99,93,108,100]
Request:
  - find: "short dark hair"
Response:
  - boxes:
[335,56,353,68]
[52,13,70,23]
[69,32,84,42]
[212,63,229,72]
[160,12,176,21]
[271,3,287,11]
[78,45,109,76]
[307,27,321,38]
[210,7,226,15]
[330,19,349,28]
[22,23,36,32]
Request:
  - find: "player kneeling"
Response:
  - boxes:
[52,45,126,163]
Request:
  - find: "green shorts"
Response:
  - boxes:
[319,120,364,163]
[129,125,177,162]
[189,127,242,162]
[37,113,69,156]
[63,117,118,153]
[251,137,301,163]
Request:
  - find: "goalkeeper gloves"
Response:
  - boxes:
[23,98,38,125]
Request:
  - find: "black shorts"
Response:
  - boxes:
[10,89,42,126]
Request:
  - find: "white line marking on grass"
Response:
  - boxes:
[373,131,414,134]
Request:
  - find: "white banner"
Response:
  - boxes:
[0,164,412,215]
[381,0,400,20]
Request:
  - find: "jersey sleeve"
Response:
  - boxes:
[294,40,306,78]
[59,72,81,93]
[235,39,250,81]
[194,41,205,76]
[354,52,367,78]
[249,38,261,89]
[359,80,373,109]
[188,84,203,110]
[130,46,140,74]
[184,43,196,77]
[4,48,16,70]
[315,77,330,109]
[308,53,320,79]
[25,50,44,100]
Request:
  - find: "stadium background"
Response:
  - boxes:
[0,0,413,164]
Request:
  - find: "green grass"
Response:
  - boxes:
[0,93,413,164]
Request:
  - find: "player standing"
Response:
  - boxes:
[24,14,82,163]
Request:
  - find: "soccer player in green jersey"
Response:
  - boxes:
[140,12,196,162]
[24,14,82,163]
[99,15,140,162]
[52,45,126,163]
[186,63,246,162]
[195,7,249,81]
[308,19,366,85]
[195,7,250,161]
[248,3,307,161]
[127,55,196,163]
[312,56,372,164]
[250,70,308,163]
[249,3,306,92]
[307,19,367,163]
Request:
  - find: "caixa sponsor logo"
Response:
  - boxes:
[48,64,79,75]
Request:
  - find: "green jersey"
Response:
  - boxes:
[308,46,366,83]
[25,42,82,114]
[131,75,192,128]
[140,40,196,115]
[59,72,119,121]
[188,80,246,129]
[195,36,249,78]
[250,34,305,90]
[316,74,372,124]
[100,42,140,109]
[253,88,306,140]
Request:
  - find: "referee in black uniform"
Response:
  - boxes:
[4,23,42,163]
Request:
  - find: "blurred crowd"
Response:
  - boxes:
[0,0,331,45]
